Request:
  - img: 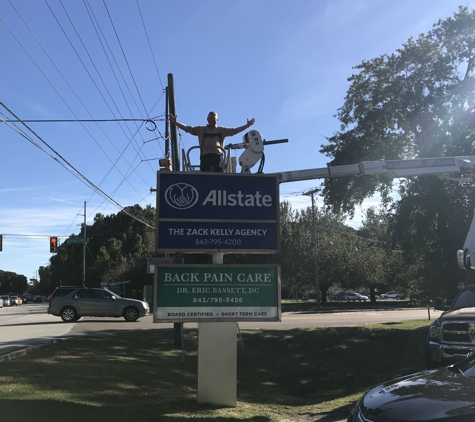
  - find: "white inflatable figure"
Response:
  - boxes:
[238,130,264,173]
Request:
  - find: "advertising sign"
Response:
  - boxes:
[156,172,279,253]
[158,221,278,251]
[154,264,281,322]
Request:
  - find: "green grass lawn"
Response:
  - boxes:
[0,320,431,422]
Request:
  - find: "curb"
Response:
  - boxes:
[0,340,61,363]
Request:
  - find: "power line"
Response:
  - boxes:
[2,2,153,201]
[0,102,155,229]
[3,118,163,123]
[0,233,60,238]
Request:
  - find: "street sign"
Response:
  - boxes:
[107,280,130,286]
[64,237,89,245]
[156,172,280,253]
[154,264,281,322]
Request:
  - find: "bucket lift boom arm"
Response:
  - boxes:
[235,131,475,272]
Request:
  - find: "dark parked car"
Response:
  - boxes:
[33,296,43,303]
[347,353,475,422]
[331,292,347,301]
[48,287,149,322]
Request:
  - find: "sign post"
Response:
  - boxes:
[154,172,281,406]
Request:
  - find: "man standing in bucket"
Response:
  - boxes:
[169,111,255,172]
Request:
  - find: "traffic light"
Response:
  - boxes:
[0,235,2,252]
[50,236,58,253]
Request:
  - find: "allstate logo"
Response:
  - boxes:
[164,183,199,210]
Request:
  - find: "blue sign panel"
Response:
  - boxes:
[158,221,278,251]
[157,172,278,220]
[156,172,279,253]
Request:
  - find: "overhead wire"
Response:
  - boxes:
[0,103,154,229]
[3,2,151,205]
[44,0,161,224]
[135,0,163,91]
[102,0,148,117]
[2,1,167,232]
[48,0,156,185]
[57,0,157,166]
[3,118,163,123]
[81,0,162,216]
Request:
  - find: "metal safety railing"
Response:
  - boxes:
[181,145,236,173]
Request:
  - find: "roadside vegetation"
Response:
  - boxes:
[0,320,430,422]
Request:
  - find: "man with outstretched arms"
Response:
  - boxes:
[169,111,255,172]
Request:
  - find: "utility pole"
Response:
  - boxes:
[168,73,179,171]
[82,201,86,287]
[304,189,320,308]
[167,73,183,347]
[165,86,170,156]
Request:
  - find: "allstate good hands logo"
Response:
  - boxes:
[164,183,199,209]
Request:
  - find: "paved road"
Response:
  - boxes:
[0,304,434,355]
[0,302,73,355]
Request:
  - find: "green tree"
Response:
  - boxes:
[278,200,354,303]
[0,270,28,295]
[320,6,475,297]
[47,204,156,297]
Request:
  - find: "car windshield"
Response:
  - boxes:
[451,289,475,310]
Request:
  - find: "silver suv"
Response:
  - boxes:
[48,287,149,322]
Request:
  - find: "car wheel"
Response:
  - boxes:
[123,307,139,322]
[60,306,78,322]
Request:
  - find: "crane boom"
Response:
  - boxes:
[215,130,475,273]
[274,156,475,183]
[272,155,475,273]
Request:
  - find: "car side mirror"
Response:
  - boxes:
[111,296,116,300]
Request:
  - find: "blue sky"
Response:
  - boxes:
[0,0,467,281]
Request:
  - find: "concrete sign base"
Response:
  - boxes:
[197,322,237,406]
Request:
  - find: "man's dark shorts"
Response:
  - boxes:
[200,153,223,172]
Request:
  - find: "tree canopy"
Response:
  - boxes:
[320,6,475,296]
